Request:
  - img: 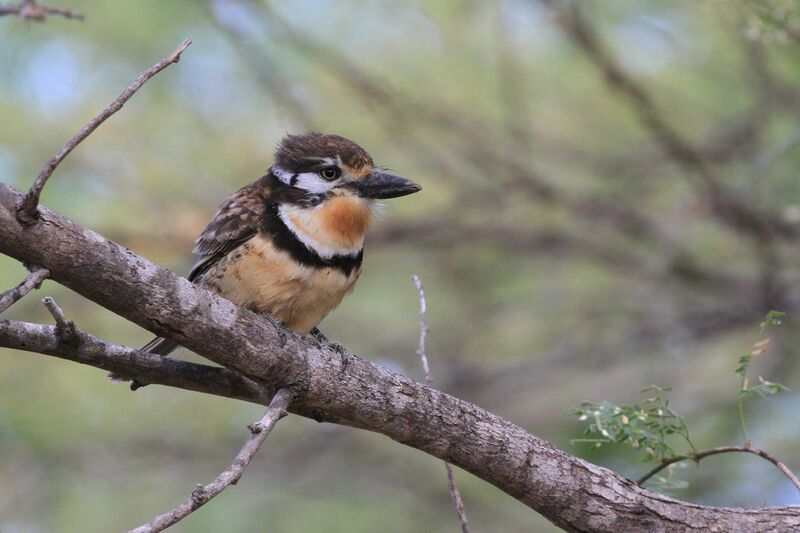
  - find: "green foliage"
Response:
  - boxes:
[741,0,800,42]
[568,386,695,463]
[5,0,800,528]
[737,311,789,442]
[570,312,791,489]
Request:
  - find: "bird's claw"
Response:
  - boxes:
[310,327,342,351]
[261,312,288,346]
[310,327,348,369]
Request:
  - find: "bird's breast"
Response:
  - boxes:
[210,235,362,334]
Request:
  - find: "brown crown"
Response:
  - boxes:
[275,133,374,173]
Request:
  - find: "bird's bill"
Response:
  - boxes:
[352,170,421,199]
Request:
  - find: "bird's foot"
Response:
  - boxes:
[310,327,349,372]
[310,327,343,352]
[261,312,288,346]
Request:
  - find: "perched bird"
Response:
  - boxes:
[141,132,421,356]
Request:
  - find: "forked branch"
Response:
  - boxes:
[16,38,192,224]
[638,445,800,492]
[0,265,49,314]
[129,388,292,533]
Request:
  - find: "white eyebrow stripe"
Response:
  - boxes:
[272,165,338,193]
[272,165,295,185]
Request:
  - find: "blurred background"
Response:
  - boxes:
[2,0,800,531]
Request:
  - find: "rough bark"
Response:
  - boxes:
[1,182,799,532]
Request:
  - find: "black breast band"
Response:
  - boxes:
[261,202,363,276]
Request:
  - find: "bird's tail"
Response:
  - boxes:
[108,336,180,382]
[139,336,180,357]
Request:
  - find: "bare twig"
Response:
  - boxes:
[0,265,49,314]
[41,296,77,343]
[16,38,192,224]
[637,445,800,492]
[412,275,470,533]
[413,276,432,384]
[0,0,84,21]
[129,388,292,533]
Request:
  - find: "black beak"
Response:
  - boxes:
[352,170,421,199]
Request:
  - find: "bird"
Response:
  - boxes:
[140,132,421,357]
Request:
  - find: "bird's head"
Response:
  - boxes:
[270,132,421,201]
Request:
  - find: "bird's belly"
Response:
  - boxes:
[212,235,360,334]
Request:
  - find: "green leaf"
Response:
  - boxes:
[735,354,751,377]
[760,310,785,329]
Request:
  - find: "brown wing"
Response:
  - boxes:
[188,179,269,281]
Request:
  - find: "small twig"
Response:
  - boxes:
[0,0,84,20]
[16,38,192,224]
[0,265,49,314]
[41,296,77,343]
[637,445,800,492]
[413,276,432,384]
[412,275,470,533]
[129,388,292,533]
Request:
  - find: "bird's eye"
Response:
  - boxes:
[319,167,341,181]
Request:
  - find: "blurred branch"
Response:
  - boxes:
[212,1,669,246]
[637,445,800,492]
[204,0,315,129]
[3,183,798,530]
[747,128,800,189]
[537,0,800,242]
[412,276,470,533]
[16,38,192,224]
[0,265,49,314]
[0,0,84,21]
[129,388,292,533]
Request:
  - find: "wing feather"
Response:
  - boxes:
[188,179,269,281]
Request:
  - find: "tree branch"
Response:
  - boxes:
[129,388,292,533]
[413,276,470,533]
[1,183,799,530]
[16,38,191,224]
[0,265,49,314]
[537,0,800,242]
[0,318,270,405]
[0,0,84,21]
[638,445,800,492]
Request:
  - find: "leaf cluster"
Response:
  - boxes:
[569,311,791,490]
[568,386,695,463]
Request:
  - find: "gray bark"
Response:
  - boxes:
[1,182,798,532]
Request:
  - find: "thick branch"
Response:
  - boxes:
[16,39,191,224]
[1,183,798,531]
[129,388,292,533]
[0,265,49,314]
